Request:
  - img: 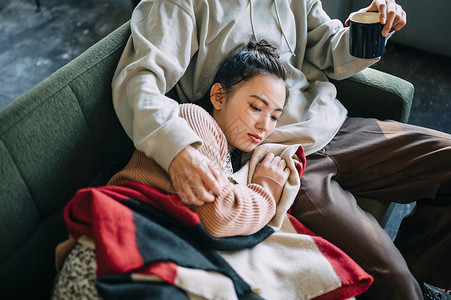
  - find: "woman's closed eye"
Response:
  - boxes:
[250,103,281,122]
[250,104,261,111]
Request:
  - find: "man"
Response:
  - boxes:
[112,0,450,298]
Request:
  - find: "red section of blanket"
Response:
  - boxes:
[295,145,307,178]
[137,261,178,284]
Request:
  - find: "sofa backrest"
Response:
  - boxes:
[0,21,134,299]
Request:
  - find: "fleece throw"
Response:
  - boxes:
[64,182,372,299]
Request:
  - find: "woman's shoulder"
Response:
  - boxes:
[179,103,228,160]
[179,103,213,120]
[179,103,221,133]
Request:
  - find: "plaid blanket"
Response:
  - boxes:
[64,180,372,299]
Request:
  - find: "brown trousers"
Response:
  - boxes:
[291,117,451,299]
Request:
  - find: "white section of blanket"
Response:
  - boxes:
[219,217,344,299]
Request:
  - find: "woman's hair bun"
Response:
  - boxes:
[246,39,280,58]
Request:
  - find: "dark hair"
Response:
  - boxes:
[199,40,289,112]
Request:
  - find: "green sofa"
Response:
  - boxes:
[0,21,414,299]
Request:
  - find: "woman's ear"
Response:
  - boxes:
[210,83,225,110]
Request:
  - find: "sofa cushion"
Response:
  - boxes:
[0,140,40,262]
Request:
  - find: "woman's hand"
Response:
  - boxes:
[345,0,407,37]
[253,153,290,185]
[168,145,223,206]
[252,153,290,203]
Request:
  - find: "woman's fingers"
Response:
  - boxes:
[278,157,287,169]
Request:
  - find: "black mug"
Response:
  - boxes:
[349,12,386,59]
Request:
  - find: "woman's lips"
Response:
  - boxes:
[248,133,262,143]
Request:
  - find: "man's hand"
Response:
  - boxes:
[168,145,223,206]
[345,0,407,37]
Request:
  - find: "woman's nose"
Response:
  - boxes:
[256,114,270,131]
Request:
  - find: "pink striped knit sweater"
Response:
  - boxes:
[108,104,280,237]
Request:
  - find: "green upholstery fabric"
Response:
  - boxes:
[331,68,414,123]
[0,21,414,299]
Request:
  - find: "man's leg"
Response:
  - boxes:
[292,150,423,299]
[291,117,451,299]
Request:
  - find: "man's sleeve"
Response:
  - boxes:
[112,0,202,171]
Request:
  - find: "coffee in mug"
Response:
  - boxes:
[349,12,386,59]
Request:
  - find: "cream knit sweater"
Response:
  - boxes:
[108,104,282,237]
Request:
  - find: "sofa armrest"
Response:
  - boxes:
[330,68,414,123]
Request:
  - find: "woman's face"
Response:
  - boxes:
[211,73,286,152]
